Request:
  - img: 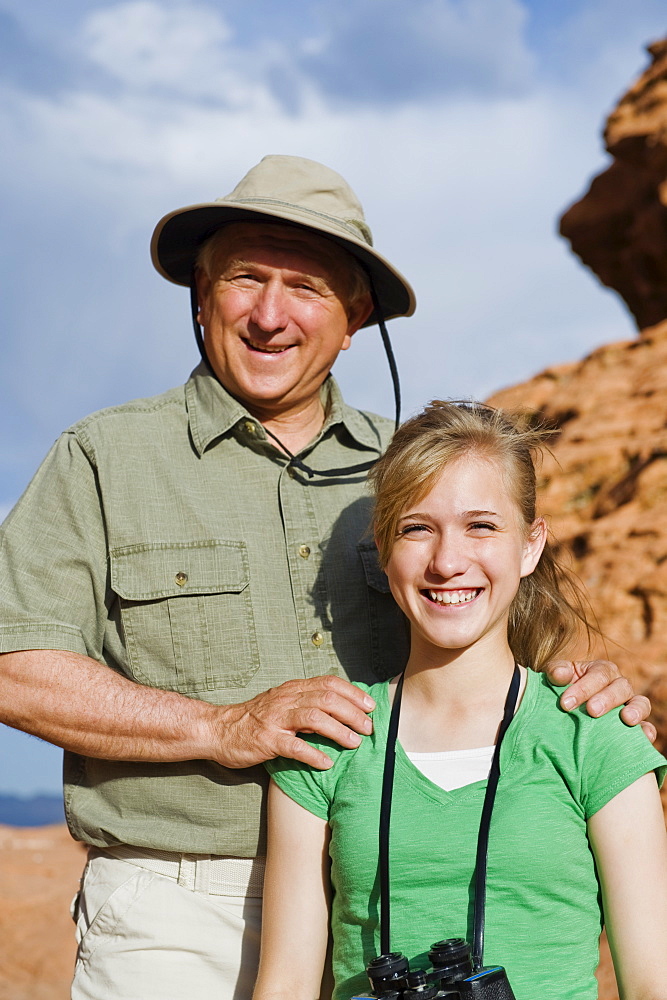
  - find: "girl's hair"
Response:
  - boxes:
[369,399,595,670]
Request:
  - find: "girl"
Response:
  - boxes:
[255,401,667,1000]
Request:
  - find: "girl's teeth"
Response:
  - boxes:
[428,589,478,604]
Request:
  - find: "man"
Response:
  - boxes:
[0,155,652,999]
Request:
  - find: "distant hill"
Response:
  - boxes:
[0,793,64,826]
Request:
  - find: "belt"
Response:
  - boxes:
[99,844,266,897]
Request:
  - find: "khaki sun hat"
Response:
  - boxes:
[150,154,416,327]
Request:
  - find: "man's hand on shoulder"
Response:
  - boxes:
[545,658,656,743]
[210,676,376,770]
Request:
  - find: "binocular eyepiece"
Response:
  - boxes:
[356,939,515,999]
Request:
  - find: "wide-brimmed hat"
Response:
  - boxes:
[150,155,416,327]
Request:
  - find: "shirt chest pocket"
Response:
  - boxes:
[110,541,260,694]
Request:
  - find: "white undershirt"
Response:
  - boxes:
[405,745,495,791]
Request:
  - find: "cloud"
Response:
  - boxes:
[298,0,536,103]
[0,0,663,513]
[83,3,228,97]
[78,1,306,112]
[76,0,536,112]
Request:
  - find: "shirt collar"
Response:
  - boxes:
[185,363,250,456]
[319,376,388,453]
[185,362,386,457]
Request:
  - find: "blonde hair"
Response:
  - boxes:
[195,222,371,315]
[369,400,595,670]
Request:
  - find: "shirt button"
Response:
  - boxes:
[243,420,256,435]
[311,631,324,648]
[175,572,188,587]
[298,545,311,559]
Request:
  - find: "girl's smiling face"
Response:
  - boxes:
[384,453,547,663]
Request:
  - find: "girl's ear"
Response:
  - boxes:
[520,517,548,578]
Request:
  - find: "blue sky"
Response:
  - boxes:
[1,0,666,794]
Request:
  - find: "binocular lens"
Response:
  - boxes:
[367,953,410,994]
[428,938,473,983]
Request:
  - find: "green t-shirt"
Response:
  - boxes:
[267,669,666,1000]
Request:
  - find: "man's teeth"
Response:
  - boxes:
[428,589,479,604]
[246,340,289,353]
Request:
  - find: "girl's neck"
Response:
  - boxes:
[395,638,524,753]
[405,629,516,699]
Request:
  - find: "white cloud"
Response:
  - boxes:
[77,0,537,112]
[1,0,661,510]
[83,2,230,81]
[80,1,281,110]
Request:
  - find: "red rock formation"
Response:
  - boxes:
[560,39,667,331]
[495,55,667,992]
[489,320,667,758]
[489,320,667,1000]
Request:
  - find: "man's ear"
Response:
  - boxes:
[194,267,212,325]
[344,293,374,346]
[520,517,548,578]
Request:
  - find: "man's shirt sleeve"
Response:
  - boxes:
[0,430,109,659]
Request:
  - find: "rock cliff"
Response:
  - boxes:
[489,48,667,993]
[560,40,667,331]
[488,332,667,1000]
[489,319,667,760]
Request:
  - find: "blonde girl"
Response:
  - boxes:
[255,401,667,1000]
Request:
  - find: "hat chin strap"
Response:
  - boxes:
[189,275,402,478]
[190,279,209,369]
[369,284,401,431]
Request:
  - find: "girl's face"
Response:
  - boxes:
[384,454,547,662]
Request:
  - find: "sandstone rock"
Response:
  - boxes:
[489,319,667,1000]
[489,320,667,756]
[560,40,667,330]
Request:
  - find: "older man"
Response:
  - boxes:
[0,156,651,1000]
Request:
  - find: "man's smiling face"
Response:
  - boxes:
[195,222,371,421]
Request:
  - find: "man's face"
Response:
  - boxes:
[195,222,372,420]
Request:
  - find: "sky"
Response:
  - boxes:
[1,0,666,795]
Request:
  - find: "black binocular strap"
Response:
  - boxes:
[379,665,520,969]
[379,673,405,955]
[188,273,401,480]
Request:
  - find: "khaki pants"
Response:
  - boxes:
[71,850,262,1000]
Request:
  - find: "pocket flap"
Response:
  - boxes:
[358,541,391,594]
[110,541,249,601]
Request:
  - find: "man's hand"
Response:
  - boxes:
[545,659,656,743]
[214,675,376,770]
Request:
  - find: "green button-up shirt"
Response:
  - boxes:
[0,365,409,855]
